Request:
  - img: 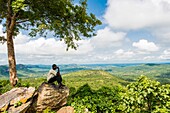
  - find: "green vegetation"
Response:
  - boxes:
[0,70,124,93]
[68,84,123,113]
[63,70,127,90]
[0,68,170,112]
[0,77,46,94]
[1,63,170,85]
[14,101,23,108]
[108,64,170,84]
[43,108,56,113]
[66,74,170,113]
[122,76,170,113]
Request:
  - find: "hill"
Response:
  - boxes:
[108,63,170,84]
[0,64,49,78]
[63,70,126,90]
[0,65,8,78]
[0,63,170,84]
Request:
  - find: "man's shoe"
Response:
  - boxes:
[58,83,65,88]
[61,83,65,86]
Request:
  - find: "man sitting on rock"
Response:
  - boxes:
[47,64,65,88]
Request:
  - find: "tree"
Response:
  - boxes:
[122,76,170,113]
[0,0,101,86]
[69,84,123,113]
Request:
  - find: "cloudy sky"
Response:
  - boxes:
[0,0,170,64]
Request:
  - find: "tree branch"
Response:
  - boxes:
[9,13,17,30]
[7,0,12,17]
[16,19,29,24]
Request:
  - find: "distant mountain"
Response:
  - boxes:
[0,64,47,77]
[0,65,8,76]
[0,63,170,84]
[144,63,161,66]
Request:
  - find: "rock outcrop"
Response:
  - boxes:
[36,82,69,112]
[0,87,36,113]
[0,82,69,113]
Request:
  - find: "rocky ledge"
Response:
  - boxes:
[0,82,70,113]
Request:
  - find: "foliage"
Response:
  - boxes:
[68,84,124,113]
[122,75,170,113]
[0,77,46,94]
[0,79,12,94]
[16,78,30,87]
[12,0,26,13]
[0,0,101,49]
[43,108,56,113]
[14,101,22,108]
[0,36,6,44]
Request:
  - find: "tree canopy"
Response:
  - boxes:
[0,0,101,49]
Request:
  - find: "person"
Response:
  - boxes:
[47,64,65,88]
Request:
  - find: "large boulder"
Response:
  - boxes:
[0,87,36,113]
[36,82,69,112]
[0,83,69,113]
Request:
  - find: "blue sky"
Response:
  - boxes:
[87,0,107,17]
[0,0,170,64]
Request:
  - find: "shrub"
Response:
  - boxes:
[68,84,124,113]
[122,76,170,113]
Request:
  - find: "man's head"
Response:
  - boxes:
[52,64,57,70]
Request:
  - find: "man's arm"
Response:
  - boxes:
[57,67,61,76]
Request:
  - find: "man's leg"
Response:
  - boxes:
[48,76,57,83]
[56,76,62,84]
[48,76,64,88]
[56,76,65,88]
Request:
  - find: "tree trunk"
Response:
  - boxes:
[7,29,18,87]
[6,0,18,87]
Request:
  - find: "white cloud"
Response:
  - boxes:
[14,37,93,55]
[91,27,127,50]
[14,33,30,44]
[114,49,135,58]
[0,24,165,64]
[133,39,159,52]
[0,24,94,64]
[152,27,170,43]
[143,56,156,60]
[104,0,170,30]
[159,49,170,59]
